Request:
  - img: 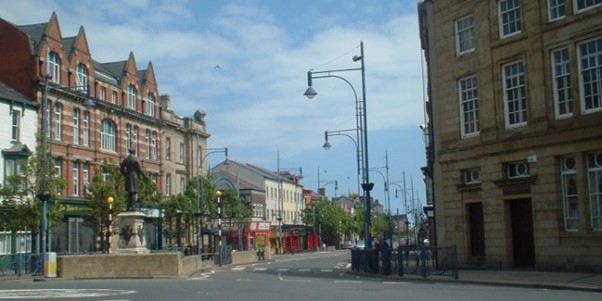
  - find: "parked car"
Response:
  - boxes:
[342,241,353,249]
[354,240,366,250]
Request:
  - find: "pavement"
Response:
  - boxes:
[419,269,602,292]
[2,254,601,293]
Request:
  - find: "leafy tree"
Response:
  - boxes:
[302,198,349,246]
[81,160,124,251]
[0,137,66,252]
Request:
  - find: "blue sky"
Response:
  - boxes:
[1,0,426,214]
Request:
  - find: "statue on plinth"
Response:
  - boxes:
[119,149,147,211]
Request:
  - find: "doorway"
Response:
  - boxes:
[510,199,535,268]
[467,202,485,259]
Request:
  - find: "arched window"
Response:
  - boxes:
[47,51,60,83]
[146,93,155,117]
[75,63,88,92]
[127,84,136,110]
[100,119,116,151]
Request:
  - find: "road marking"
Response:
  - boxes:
[253,267,268,271]
[334,280,363,284]
[278,274,311,282]
[320,269,333,272]
[275,268,289,272]
[298,268,311,272]
[232,266,246,271]
[0,289,136,299]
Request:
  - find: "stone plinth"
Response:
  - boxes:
[116,211,149,254]
[58,253,181,279]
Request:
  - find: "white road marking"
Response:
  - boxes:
[278,274,312,282]
[333,280,363,284]
[298,268,311,272]
[253,267,268,271]
[0,289,136,299]
[275,268,289,272]
[320,269,333,272]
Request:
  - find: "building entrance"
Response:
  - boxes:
[510,199,535,268]
[467,202,485,260]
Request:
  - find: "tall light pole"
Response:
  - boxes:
[196,144,228,256]
[39,75,94,276]
[304,41,373,251]
[323,128,360,195]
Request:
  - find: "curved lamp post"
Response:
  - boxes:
[196,145,228,257]
[304,41,373,253]
[323,128,360,195]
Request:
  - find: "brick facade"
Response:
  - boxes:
[0,12,210,253]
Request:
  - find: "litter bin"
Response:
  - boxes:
[44,252,57,278]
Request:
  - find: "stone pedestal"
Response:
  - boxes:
[116,211,149,254]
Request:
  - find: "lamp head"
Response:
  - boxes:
[322,141,332,150]
[106,197,114,204]
[304,86,317,99]
[352,55,363,62]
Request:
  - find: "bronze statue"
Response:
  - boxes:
[119,149,147,211]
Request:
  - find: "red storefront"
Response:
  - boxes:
[244,221,271,252]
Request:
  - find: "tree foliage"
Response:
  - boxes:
[0,137,66,249]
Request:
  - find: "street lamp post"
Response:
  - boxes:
[196,145,228,257]
[39,75,95,276]
[322,128,361,195]
[304,41,373,253]
[215,190,222,265]
[106,197,114,253]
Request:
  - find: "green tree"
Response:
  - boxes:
[302,198,349,246]
[0,138,66,252]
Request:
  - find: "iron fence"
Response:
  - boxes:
[351,245,458,280]
[0,253,42,277]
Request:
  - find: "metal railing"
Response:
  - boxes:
[351,245,458,279]
[0,253,42,277]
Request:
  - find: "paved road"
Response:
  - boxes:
[0,251,600,300]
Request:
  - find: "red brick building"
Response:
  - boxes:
[0,12,208,253]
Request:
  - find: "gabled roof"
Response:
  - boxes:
[100,61,127,79]
[62,36,76,54]
[17,22,46,53]
[2,143,32,156]
[211,159,301,187]
[0,81,36,107]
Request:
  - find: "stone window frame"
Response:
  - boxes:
[458,75,480,138]
[551,47,573,118]
[502,60,527,128]
[548,0,567,22]
[498,0,522,39]
[561,155,579,231]
[455,14,475,55]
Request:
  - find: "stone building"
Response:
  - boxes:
[419,0,602,271]
[0,12,209,253]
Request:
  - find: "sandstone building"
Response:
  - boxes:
[419,0,602,271]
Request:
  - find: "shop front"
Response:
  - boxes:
[244,221,271,257]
